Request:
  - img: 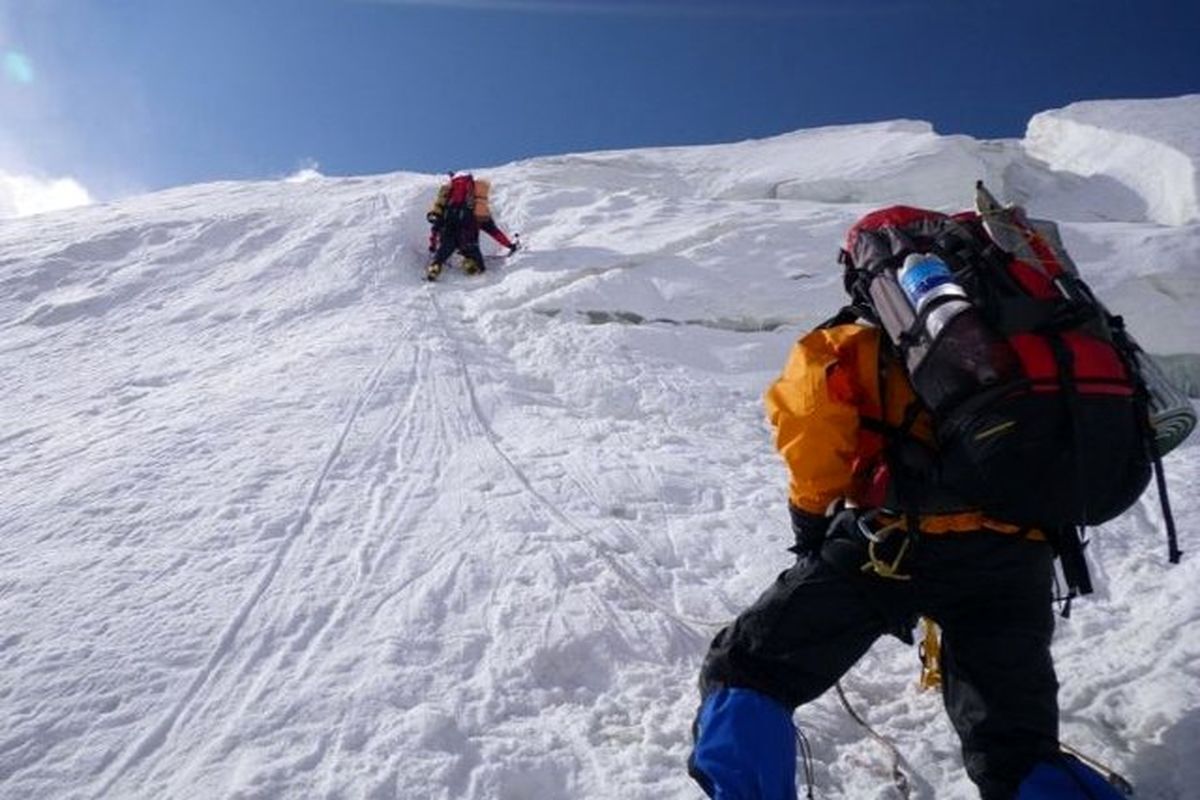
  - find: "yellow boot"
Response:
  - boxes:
[425,262,443,281]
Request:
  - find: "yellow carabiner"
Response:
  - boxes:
[917,618,942,691]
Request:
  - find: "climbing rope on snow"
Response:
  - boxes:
[834,681,913,799]
[794,725,816,799]
[1058,743,1136,797]
[425,289,729,638]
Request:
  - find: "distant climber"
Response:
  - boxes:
[425,172,518,281]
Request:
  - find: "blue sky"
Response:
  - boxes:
[1,0,1197,198]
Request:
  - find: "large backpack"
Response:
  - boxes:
[837,183,1165,536]
[444,173,477,225]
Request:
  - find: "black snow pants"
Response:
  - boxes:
[698,530,1060,799]
[431,215,485,272]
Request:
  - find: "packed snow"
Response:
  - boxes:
[1,96,1197,800]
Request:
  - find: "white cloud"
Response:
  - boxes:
[0,168,92,219]
[285,157,324,184]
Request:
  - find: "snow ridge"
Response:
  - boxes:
[1026,95,1200,226]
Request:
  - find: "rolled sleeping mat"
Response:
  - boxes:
[1136,349,1197,456]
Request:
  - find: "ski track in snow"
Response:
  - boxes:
[66,235,721,798]
[92,317,415,796]
[2,98,1199,799]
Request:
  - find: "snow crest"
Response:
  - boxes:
[1025,95,1200,226]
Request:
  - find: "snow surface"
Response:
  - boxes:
[1,96,1198,800]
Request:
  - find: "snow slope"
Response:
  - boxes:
[1,96,1198,800]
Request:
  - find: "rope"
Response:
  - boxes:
[1058,743,1136,797]
[794,726,816,800]
[834,681,913,799]
[426,289,728,636]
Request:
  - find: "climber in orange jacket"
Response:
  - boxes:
[425,172,518,281]
[688,317,1123,799]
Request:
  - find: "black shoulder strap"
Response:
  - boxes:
[1110,316,1182,564]
[869,343,926,547]
[1047,525,1093,618]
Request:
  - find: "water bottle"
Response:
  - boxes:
[894,253,1015,413]
[896,253,971,338]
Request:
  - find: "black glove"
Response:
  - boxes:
[788,503,829,557]
[426,212,442,226]
[508,241,520,254]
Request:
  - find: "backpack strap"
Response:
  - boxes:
[1151,442,1183,563]
[837,247,891,325]
[1039,330,1105,614]
[870,342,926,544]
[1109,315,1183,563]
[464,176,476,209]
[1048,525,1093,618]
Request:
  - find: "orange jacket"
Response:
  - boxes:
[765,322,1030,536]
